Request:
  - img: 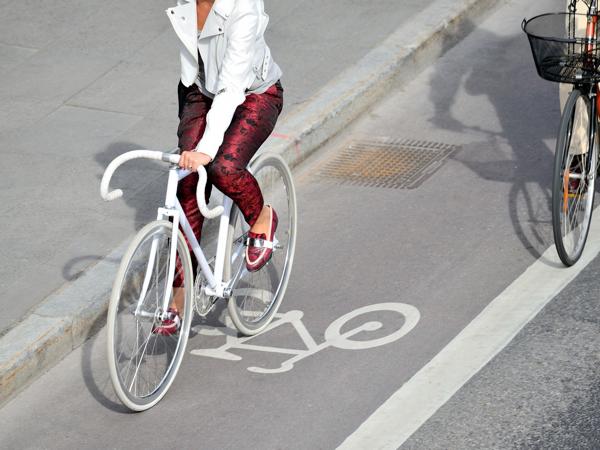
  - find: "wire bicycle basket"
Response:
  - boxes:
[523,11,600,84]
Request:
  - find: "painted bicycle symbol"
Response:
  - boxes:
[190,302,420,374]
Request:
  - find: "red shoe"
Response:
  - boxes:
[152,308,181,336]
[245,206,278,272]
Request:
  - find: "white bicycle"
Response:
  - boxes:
[100,149,297,411]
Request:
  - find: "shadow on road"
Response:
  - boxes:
[80,313,130,413]
[60,141,168,282]
[428,19,559,263]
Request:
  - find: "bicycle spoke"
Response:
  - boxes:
[227,154,296,335]
[119,319,141,391]
[127,322,154,393]
[108,221,192,410]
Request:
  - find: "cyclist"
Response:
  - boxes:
[156,0,284,335]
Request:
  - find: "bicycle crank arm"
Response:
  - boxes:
[225,263,249,297]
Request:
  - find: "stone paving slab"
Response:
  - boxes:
[68,62,177,116]
[0,43,37,74]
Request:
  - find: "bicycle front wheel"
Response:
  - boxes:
[107,220,193,411]
[225,153,297,335]
[552,88,598,266]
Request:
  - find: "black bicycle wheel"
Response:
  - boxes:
[552,88,597,266]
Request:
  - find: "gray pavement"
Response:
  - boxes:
[0,0,431,335]
[2,0,590,447]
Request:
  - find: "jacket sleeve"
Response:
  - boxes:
[194,4,259,159]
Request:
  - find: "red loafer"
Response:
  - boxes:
[245,205,278,272]
[152,308,181,336]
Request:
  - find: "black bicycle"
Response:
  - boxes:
[524,0,600,266]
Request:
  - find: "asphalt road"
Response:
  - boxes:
[404,252,600,449]
[4,0,599,448]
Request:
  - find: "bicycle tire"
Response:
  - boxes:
[225,153,297,335]
[552,88,598,266]
[107,220,193,411]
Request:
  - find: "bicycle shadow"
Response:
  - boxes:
[61,255,121,282]
[79,314,130,413]
[428,18,563,267]
[60,141,168,283]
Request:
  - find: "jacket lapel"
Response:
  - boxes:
[168,0,237,90]
[199,0,235,39]
[166,0,198,61]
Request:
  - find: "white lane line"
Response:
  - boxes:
[338,217,600,450]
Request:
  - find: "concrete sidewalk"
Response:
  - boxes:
[0,0,500,405]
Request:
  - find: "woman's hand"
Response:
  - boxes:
[179,150,212,171]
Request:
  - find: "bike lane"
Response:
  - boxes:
[0,0,578,448]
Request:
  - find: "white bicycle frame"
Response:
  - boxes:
[100,149,250,318]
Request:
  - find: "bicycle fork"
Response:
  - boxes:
[133,166,185,322]
[590,90,598,177]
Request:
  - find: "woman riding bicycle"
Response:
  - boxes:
[159,0,284,334]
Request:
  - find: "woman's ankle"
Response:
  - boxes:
[250,205,271,235]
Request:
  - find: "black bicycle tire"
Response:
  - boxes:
[552,88,597,266]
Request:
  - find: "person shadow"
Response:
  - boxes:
[428,19,564,265]
[62,137,219,286]
[60,141,169,283]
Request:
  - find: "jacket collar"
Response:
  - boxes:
[200,0,235,39]
[213,0,235,18]
[168,0,198,58]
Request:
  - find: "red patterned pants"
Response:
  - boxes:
[173,80,284,286]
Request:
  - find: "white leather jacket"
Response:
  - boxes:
[167,0,282,159]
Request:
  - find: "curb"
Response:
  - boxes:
[0,0,501,407]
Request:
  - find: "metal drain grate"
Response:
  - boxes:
[315,138,459,189]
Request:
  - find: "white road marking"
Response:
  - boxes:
[338,217,600,450]
[191,303,420,374]
[325,303,420,350]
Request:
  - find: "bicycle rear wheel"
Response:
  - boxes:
[225,153,297,335]
[107,220,193,411]
[552,88,597,266]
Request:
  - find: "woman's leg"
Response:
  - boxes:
[206,80,284,228]
[170,80,283,313]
